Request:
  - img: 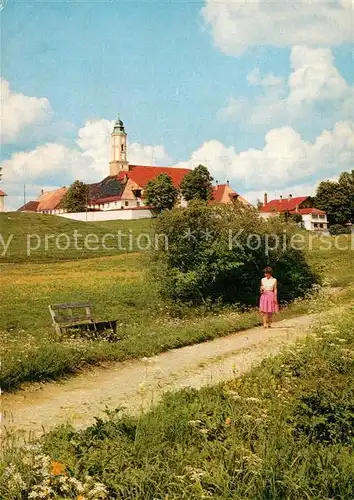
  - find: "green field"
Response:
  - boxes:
[2,308,354,499]
[1,214,353,391]
[0,213,154,262]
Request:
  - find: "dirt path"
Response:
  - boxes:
[3,313,321,437]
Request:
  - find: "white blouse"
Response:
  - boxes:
[261,277,277,291]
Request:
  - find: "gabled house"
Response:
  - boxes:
[211,182,250,206]
[117,165,192,208]
[260,193,329,232]
[18,187,68,214]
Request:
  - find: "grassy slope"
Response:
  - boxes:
[0,212,153,262]
[1,214,353,391]
[2,309,354,499]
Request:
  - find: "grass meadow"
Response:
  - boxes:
[2,307,354,499]
[1,213,354,391]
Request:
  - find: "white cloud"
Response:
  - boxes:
[2,109,353,211]
[128,143,172,166]
[1,118,173,208]
[202,0,353,56]
[247,68,284,87]
[0,79,52,143]
[175,121,354,191]
[288,46,351,104]
[221,46,354,127]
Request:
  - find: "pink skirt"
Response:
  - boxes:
[259,291,279,314]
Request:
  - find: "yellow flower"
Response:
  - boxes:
[225,417,231,426]
[51,460,66,476]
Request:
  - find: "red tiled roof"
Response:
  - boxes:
[290,208,327,215]
[88,195,122,204]
[17,201,39,212]
[212,184,229,203]
[0,189,7,196]
[37,187,68,211]
[117,166,191,188]
[260,196,309,213]
[210,184,250,205]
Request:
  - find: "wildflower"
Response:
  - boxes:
[69,477,85,493]
[245,397,261,403]
[225,417,231,425]
[51,460,66,476]
[28,485,54,498]
[87,481,108,498]
[185,466,206,482]
[6,472,26,491]
[188,420,202,427]
[226,390,241,400]
[22,455,33,465]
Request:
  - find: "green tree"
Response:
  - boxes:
[151,201,318,306]
[315,175,353,225]
[282,212,303,224]
[145,174,178,214]
[62,180,88,213]
[180,164,213,202]
[339,169,354,222]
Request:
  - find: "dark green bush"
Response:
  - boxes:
[151,201,319,306]
[329,224,351,235]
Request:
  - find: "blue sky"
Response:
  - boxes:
[1,0,353,208]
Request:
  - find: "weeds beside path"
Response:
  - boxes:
[3,309,339,437]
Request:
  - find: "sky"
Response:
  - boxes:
[1,0,353,209]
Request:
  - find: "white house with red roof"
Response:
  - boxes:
[260,193,328,232]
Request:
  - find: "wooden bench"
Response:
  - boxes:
[49,302,118,337]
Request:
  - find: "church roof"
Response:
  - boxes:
[117,165,191,188]
[88,176,124,200]
[112,114,125,134]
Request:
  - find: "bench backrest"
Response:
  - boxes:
[49,302,94,326]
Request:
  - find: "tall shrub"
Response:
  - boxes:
[151,201,319,306]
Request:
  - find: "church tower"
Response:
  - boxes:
[109,115,129,176]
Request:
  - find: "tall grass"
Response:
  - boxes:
[2,308,353,499]
[1,229,354,391]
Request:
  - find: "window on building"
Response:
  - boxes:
[125,201,129,207]
[312,214,318,219]
[121,144,124,152]
[133,189,142,199]
[319,223,324,228]
[314,223,319,228]
[136,201,140,207]
[319,215,325,220]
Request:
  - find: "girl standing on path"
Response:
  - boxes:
[260,266,279,329]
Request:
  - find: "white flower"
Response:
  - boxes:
[69,476,85,492]
[188,420,202,426]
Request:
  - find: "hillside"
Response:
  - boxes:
[0,212,153,263]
